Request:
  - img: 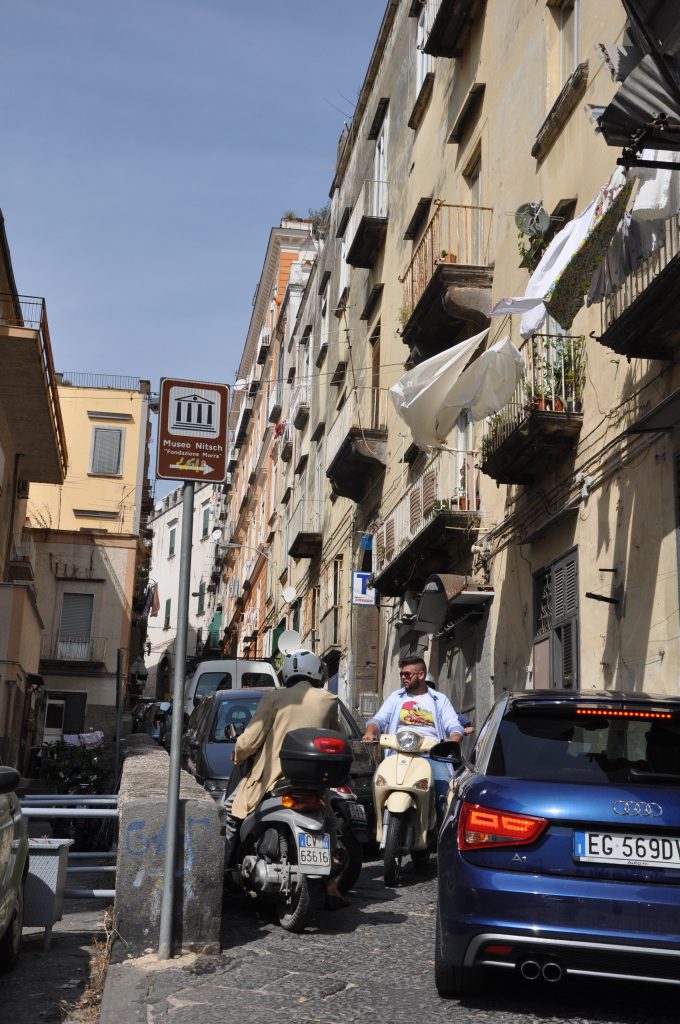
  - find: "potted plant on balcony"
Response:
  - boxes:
[438,249,458,264]
[524,379,551,412]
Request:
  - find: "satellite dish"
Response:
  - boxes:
[514,202,550,237]
[282,585,297,604]
[277,629,302,656]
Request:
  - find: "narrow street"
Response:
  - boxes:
[102,859,678,1024]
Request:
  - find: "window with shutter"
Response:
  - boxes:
[91,427,123,475]
[164,599,171,630]
[168,527,176,557]
[385,520,395,561]
[202,506,210,538]
[409,489,422,533]
[533,550,579,689]
[58,593,94,660]
[422,471,436,515]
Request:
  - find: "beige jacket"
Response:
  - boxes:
[232,682,340,819]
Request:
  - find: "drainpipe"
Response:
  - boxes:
[4,454,22,582]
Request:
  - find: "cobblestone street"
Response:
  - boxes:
[101,858,680,1024]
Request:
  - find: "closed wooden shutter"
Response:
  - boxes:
[422,471,436,515]
[59,593,93,640]
[409,488,422,532]
[385,519,395,560]
[552,552,578,689]
[91,428,123,475]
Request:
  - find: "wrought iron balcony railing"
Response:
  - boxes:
[326,388,387,469]
[41,636,108,663]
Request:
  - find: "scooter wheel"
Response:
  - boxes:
[275,830,323,933]
[383,814,406,887]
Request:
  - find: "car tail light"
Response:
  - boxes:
[334,784,352,794]
[576,708,672,720]
[281,791,324,812]
[313,737,345,754]
[458,802,547,851]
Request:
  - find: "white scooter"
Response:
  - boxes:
[373,729,440,886]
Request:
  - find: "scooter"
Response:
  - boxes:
[373,729,440,886]
[224,727,352,932]
[330,785,368,893]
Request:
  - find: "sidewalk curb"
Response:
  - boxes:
[100,963,149,1024]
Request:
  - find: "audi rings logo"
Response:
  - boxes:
[612,800,662,817]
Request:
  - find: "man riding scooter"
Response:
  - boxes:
[224,648,350,908]
[362,656,464,883]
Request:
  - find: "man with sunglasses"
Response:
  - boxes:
[361,655,463,823]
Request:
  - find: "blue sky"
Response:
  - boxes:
[2,1,385,385]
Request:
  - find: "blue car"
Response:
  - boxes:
[434,689,680,996]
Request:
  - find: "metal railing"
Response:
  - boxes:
[481,333,585,459]
[41,636,108,663]
[326,388,387,467]
[372,448,480,576]
[289,498,322,542]
[346,179,389,248]
[57,371,146,391]
[602,212,680,329]
[290,382,310,425]
[400,202,493,316]
[267,381,283,421]
[0,294,68,480]
[10,534,36,574]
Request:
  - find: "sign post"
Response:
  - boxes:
[156,378,229,960]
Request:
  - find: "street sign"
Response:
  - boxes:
[352,571,376,606]
[156,377,229,482]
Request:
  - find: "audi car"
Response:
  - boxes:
[434,690,680,997]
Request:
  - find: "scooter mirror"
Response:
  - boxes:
[430,740,463,767]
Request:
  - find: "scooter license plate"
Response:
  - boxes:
[348,802,367,822]
[297,832,331,870]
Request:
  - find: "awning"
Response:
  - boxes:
[413,574,494,634]
[390,329,524,450]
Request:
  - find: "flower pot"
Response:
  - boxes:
[567,399,582,413]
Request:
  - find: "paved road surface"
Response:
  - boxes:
[101,857,679,1024]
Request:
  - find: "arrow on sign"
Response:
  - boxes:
[169,458,214,476]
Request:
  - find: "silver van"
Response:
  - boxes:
[183,658,280,719]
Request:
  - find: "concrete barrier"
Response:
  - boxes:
[111,735,224,960]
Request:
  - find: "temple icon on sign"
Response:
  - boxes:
[168,388,221,437]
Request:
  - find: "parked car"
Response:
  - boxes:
[137,701,171,741]
[434,689,680,996]
[130,698,157,734]
[182,658,280,720]
[181,688,376,824]
[0,765,28,972]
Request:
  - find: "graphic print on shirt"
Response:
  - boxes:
[399,700,435,728]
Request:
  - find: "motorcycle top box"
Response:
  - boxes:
[280,728,352,787]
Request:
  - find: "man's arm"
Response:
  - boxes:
[438,694,464,742]
[361,692,396,741]
[234,691,277,763]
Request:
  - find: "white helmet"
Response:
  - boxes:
[281,649,326,687]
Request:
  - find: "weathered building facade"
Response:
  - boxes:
[220,0,680,727]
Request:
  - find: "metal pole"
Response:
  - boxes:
[114,649,123,783]
[158,480,194,960]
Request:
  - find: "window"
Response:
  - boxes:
[415,4,433,93]
[465,154,484,264]
[58,593,94,660]
[201,506,210,538]
[560,0,579,86]
[197,581,205,615]
[168,527,176,557]
[164,598,171,630]
[374,113,389,217]
[90,427,123,476]
[534,551,579,689]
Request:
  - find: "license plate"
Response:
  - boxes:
[348,802,367,822]
[297,832,331,868]
[574,831,680,869]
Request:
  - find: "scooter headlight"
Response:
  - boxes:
[396,730,422,752]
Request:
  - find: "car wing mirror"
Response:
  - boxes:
[430,740,464,768]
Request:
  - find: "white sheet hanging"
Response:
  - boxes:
[390,329,524,450]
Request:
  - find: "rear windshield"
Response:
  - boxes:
[489,707,680,784]
[211,696,262,742]
[194,672,232,701]
[240,672,276,688]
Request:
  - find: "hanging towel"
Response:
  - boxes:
[631,149,680,222]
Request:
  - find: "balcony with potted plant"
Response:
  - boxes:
[480,333,584,485]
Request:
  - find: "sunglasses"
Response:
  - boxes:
[398,670,421,679]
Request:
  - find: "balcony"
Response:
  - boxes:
[257,332,271,365]
[598,212,680,360]
[346,180,389,269]
[400,203,493,362]
[291,382,310,430]
[0,294,67,483]
[480,334,585,485]
[267,382,282,423]
[233,397,253,447]
[7,535,36,582]
[41,635,108,668]
[372,449,480,596]
[288,499,322,558]
[319,608,341,656]
[277,422,293,462]
[422,0,478,58]
[326,389,388,502]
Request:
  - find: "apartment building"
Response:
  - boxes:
[222,0,680,726]
[26,375,153,740]
[146,481,226,698]
[0,211,68,769]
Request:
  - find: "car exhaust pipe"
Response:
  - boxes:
[519,958,542,981]
[542,961,563,983]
